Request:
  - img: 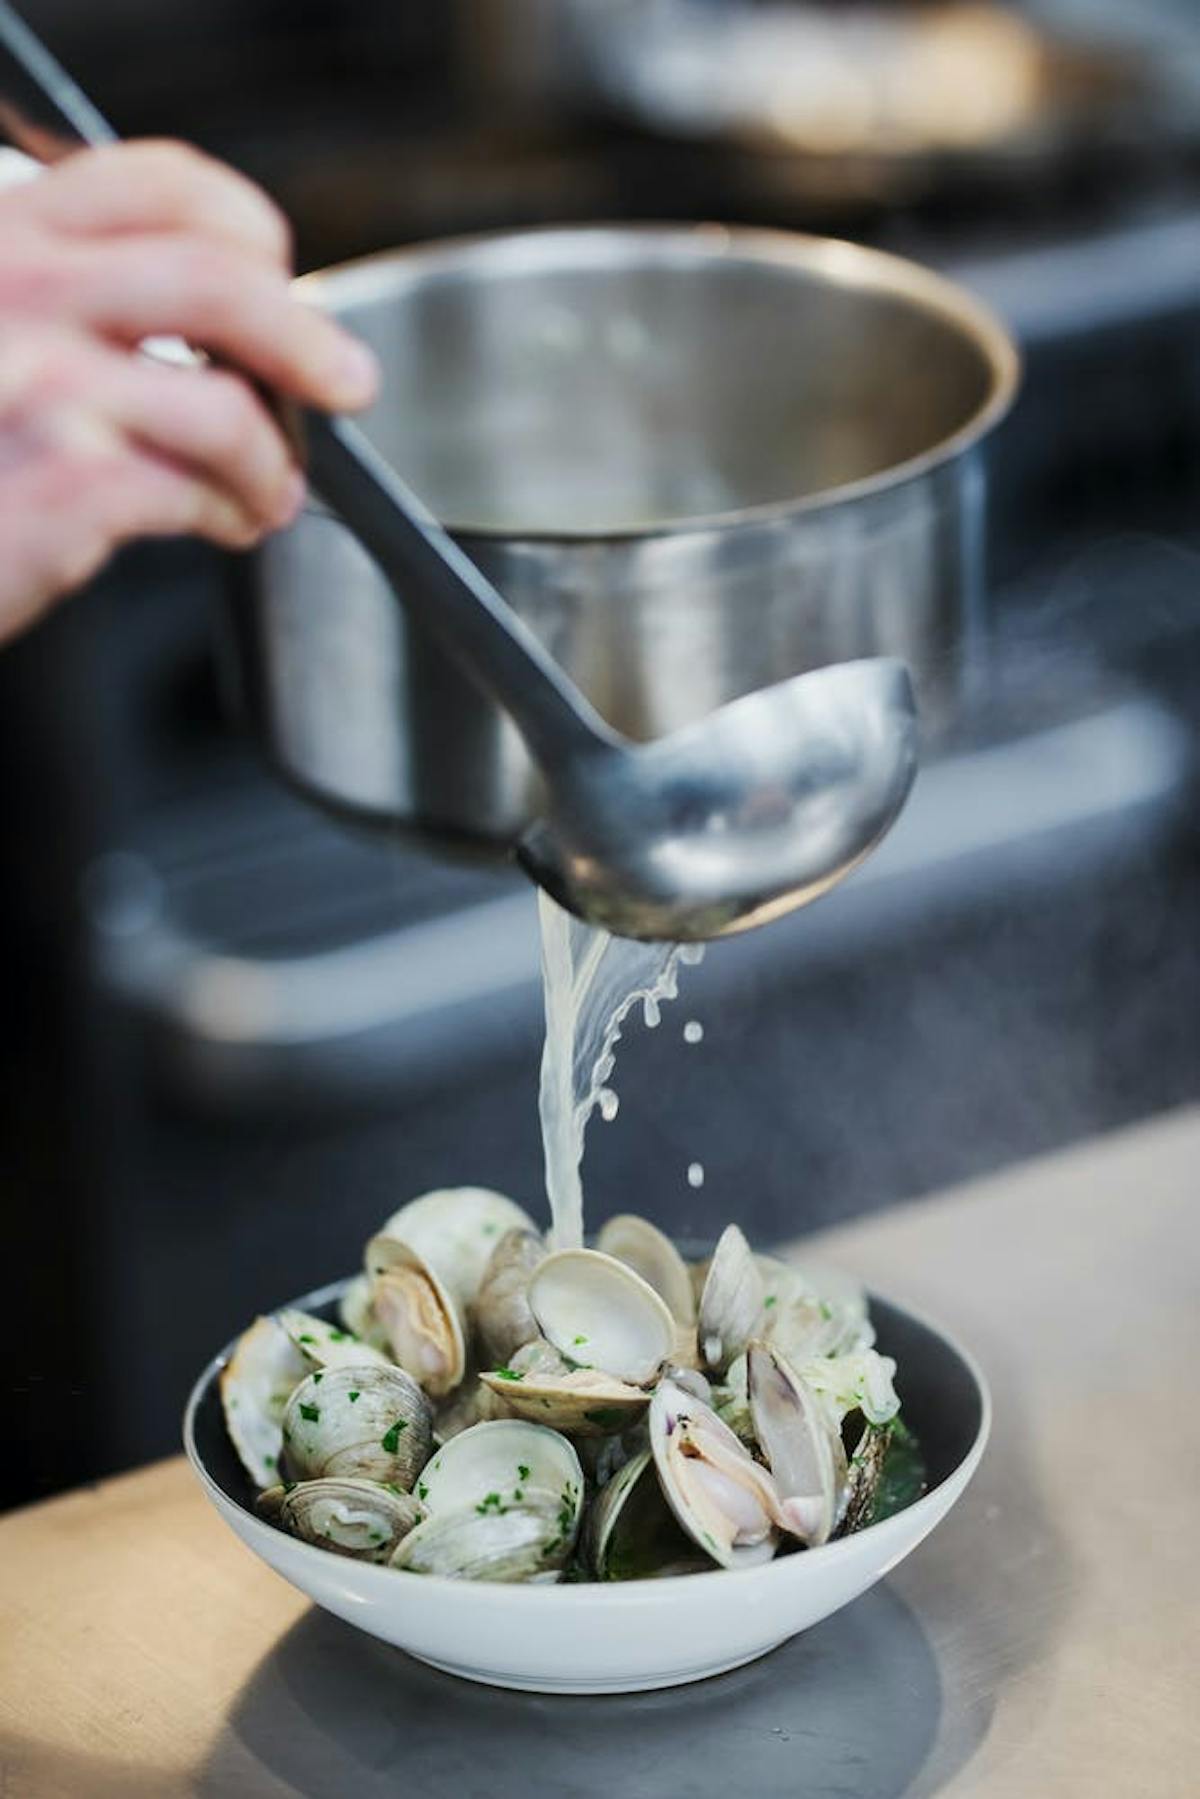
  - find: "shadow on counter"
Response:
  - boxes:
[203,1584,953,1799]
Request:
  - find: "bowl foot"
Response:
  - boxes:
[406,1640,790,1694]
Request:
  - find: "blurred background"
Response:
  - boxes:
[3,0,1199,1509]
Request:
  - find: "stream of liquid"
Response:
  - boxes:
[537,891,703,1250]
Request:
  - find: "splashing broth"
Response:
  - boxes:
[537,892,702,1250]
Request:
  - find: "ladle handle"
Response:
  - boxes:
[0,0,617,769]
[304,413,618,767]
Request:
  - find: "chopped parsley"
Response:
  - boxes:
[517,1463,531,1481]
[380,1420,408,1454]
[311,1371,324,1384]
[476,1491,506,1516]
[416,1481,428,1502]
[348,1390,361,1403]
[491,1367,524,1382]
[329,1329,350,1343]
[763,1295,777,1309]
[298,1334,316,1344]
[299,1403,320,1423]
[572,1334,588,1346]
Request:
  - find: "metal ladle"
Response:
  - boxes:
[0,0,918,942]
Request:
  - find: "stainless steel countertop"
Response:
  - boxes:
[1,1107,1196,1797]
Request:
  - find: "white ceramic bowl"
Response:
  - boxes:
[184,1277,989,1694]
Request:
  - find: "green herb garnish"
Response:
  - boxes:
[299,1403,320,1423]
[380,1420,407,1454]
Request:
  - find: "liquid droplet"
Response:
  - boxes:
[683,1020,704,1045]
[687,1162,705,1188]
[598,1087,619,1122]
[643,995,661,1029]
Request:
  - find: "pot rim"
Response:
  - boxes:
[295,220,1020,546]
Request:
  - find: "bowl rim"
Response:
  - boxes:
[183,1273,991,1608]
[294,221,1020,546]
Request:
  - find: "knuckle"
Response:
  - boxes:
[132,139,291,262]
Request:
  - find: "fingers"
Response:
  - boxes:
[19,139,293,269]
[0,229,378,414]
[0,327,304,531]
[0,436,263,643]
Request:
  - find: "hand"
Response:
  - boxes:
[0,140,379,645]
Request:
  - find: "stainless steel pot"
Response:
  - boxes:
[226,225,1017,856]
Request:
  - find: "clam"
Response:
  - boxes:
[281,1364,432,1490]
[366,1233,466,1398]
[472,1227,544,1366]
[395,1418,585,1581]
[378,1187,538,1310]
[588,1450,707,1581]
[596,1214,696,1327]
[257,1476,424,1561]
[747,1343,848,1547]
[391,1496,571,1582]
[338,1275,394,1355]
[220,1315,309,1488]
[698,1225,765,1375]
[528,1248,675,1384]
[277,1308,394,1373]
[414,1418,582,1521]
[649,1378,780,1570]
[836,1426,892,1538]
[479,1366,651,1437]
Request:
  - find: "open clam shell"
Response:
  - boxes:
[479,1367,650,1437]
[747,1342,848,1547]
[366,1233,466,1398]
[414,1418,582,1520]
[220,1315,309,1489]
[596,1215,696,1327]
[277,1308,394,1373]
[528,1248,675,1385]
[378,1187,537,1310]
[588,1450,707,1581]
[398,1419,584,1582]
[281,1364,432,1489]
[471,1227,544,1366]
[698,1225,765,1376]
[649,1378,780,1571]
[257,1477,424,1562]
[391,1495,572,1582]
[337,1275,394,1356]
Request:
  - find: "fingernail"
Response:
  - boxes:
[330,337,379,408]
[276,467,307,525]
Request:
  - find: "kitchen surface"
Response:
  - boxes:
[0,0,1198,1791]
[3,1112,1196,1796]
